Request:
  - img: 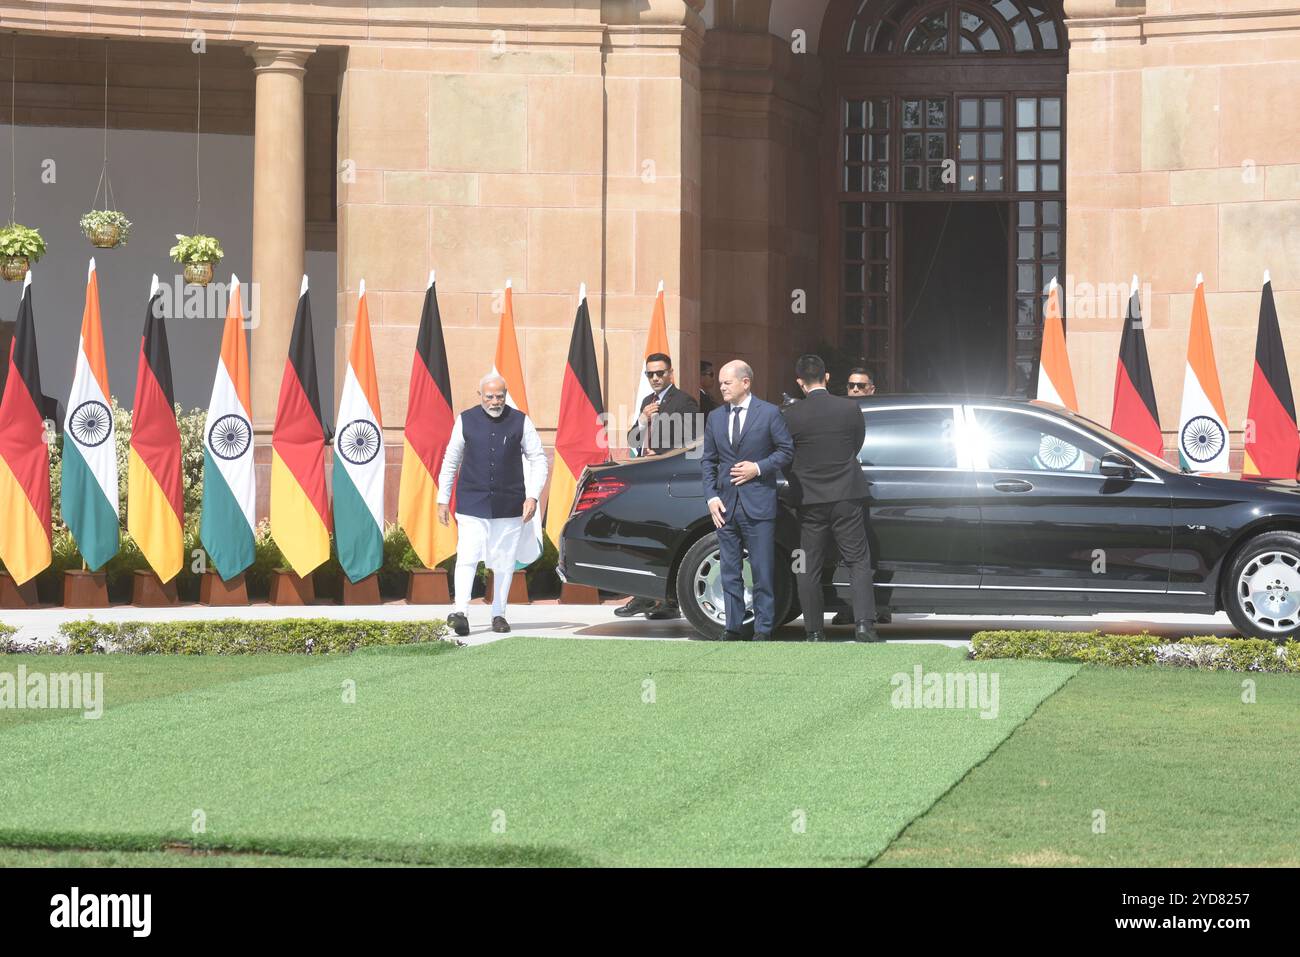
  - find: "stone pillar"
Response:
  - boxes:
[246,43,315,432]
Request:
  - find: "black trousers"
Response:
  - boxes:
[796,499,875,630]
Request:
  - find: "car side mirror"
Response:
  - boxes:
[1100,451,1138,479]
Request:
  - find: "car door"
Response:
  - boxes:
[968,404,1174,595]
[833,403,982,608]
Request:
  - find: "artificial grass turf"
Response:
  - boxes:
[872,665,1300,867]
[0,638,1075,866]
[0,654,335,732]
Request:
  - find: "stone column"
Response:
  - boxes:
[246,43,315,432]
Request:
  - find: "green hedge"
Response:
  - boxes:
[971,629,1300,674]
[57,618,454,656]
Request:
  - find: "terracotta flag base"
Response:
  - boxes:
[132,570,179,607]
[342,574,380,605]
[486,571,530,605]
[200,572,249,607]
[407,568,451,604]
[63,570,109,609]
[0,572,39,609]
[270,570,314,606]
[559,583,601,604]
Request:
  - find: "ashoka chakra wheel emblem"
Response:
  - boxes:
[1037,433,1080,471]
[1180,415,1225,464]
[208,413,252,460]
[337,419,381,466]
[69,400,112,448]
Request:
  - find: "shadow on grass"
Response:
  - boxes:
[0,829,596,867]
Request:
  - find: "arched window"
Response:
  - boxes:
[846,0,1063,56]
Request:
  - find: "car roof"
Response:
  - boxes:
[850,394,1066,412]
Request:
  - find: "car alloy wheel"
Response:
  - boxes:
[1236,550,1300,634]
[691,545,754,630]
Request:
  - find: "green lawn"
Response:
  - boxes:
[2,639,1293,867]
[0,639,1073,866]
[873,666,1300,867]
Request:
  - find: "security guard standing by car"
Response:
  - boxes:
[782,354,881,643]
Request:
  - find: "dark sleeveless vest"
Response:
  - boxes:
[456,404,526,518]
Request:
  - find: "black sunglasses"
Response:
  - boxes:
[644,369,670,378]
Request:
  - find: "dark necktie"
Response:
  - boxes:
[730,405,742,449]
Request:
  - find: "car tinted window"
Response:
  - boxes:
[973,408,1109,474]
[859,407,957,468]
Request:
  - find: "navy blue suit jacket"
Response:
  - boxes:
[701,397,794,522]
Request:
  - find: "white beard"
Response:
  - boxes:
[485,406,505,418]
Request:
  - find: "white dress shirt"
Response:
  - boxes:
[436,410,549,506]
[708,394,761,508]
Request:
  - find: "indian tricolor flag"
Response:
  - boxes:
[1035,276,1077,411]
[1177,274,1230,474]
[200,275,256,580]
[61,259,119,572]
[545,284,607,547]
[494,279,541,565]
[128,276,184,582]
[333,279,384,583]
[271,276,332,577]
[398,270,458,568]
[0,271,51,584]
[630,280,670,455]
[1243,271,1298,479]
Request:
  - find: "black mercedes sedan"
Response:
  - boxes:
[557,395,1300,642]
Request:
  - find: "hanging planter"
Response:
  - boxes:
[170,233,223,286]
[80,209,132,249]
[0,223,46,281]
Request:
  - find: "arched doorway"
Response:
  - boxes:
[820,0,1067,396]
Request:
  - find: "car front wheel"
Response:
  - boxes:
[675,531,793,640]
[1224,530,1300,642]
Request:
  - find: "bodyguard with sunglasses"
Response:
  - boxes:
[617,352,701,620]
[626,353,700,456]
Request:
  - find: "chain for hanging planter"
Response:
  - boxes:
[0,34,46,281]
[173,47,220,286]
[81,39,131,249]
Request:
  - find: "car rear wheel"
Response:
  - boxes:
[1224,530,1300,642]
[675,531,793,640]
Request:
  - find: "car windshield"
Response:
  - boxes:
[1053,407,1179,474]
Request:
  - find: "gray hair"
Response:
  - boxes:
[722,360,754,381]
[478,372,507,392]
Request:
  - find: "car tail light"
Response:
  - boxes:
[573,476,627,513]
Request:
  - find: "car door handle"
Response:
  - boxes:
[993,479,1034,493]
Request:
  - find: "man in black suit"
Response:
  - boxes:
[698,360,718,414]
[616,352,701,619]
[701,360,793,641]
[783,354,881,643]
[627,352,700,456]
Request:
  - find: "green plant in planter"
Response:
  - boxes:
[169,233,224,265]
[0,223,47,263]
[80,209,133,247]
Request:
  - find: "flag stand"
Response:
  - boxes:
[131,569,179,607]
[407,567,450,604]
[0,572,39,609]
[63,569,109,609]
[342,574,380,606]
[199,571,248,606]
[269,569,314,606]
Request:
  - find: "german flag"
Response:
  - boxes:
[270,276,331,576]
[545,284,607,547]
[398,270,458,568]
[127,276,183,582]
[1110,275,1163,457]
[0,271,51,584]
[1243,271,1298,479]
